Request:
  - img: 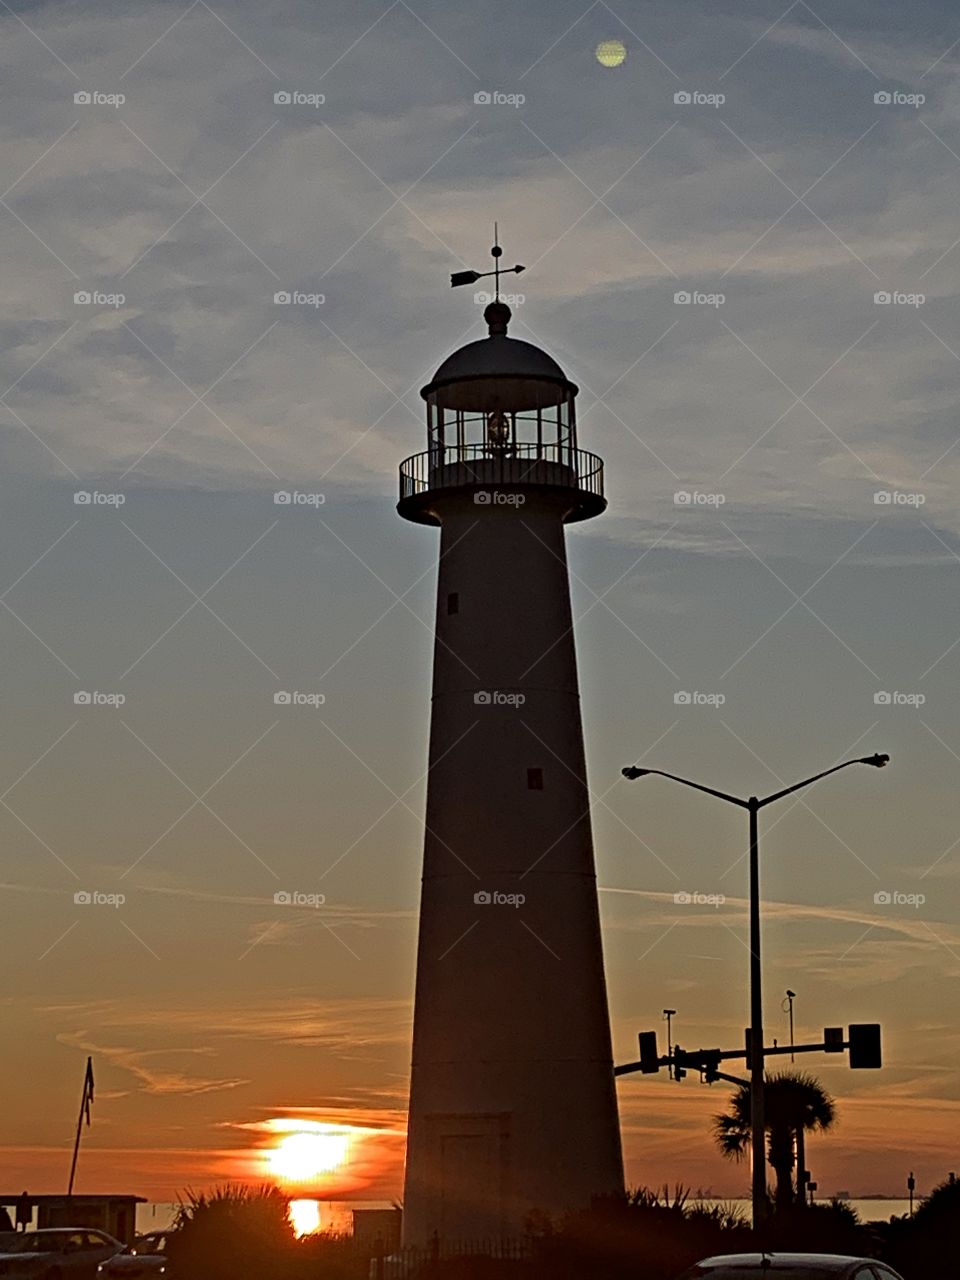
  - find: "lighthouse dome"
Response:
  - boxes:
[421,302,577,411]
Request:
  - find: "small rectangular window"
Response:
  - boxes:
[527,768,543,790]
[447,592,459,615]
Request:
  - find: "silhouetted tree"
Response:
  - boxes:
[712,1071,836,1208]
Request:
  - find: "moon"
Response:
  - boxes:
[596,39,627,68]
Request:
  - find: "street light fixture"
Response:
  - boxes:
[621,753,889,1228]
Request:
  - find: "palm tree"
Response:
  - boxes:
[712,1072,836,1209]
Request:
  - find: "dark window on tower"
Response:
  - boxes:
[447,592,459,615]
[527,768,544,790]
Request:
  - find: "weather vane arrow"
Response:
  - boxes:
[451,223,525,297]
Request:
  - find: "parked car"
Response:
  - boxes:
[0,1229,123,1280]
[96,1234,167,1278]
[678,1254,906,1280]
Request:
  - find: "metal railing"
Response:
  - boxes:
[399,443,604,503]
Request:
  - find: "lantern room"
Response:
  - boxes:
[398,300,604,526]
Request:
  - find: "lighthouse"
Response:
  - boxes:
[398,243,624,1245]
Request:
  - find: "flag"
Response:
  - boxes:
[82,1058,94,1126]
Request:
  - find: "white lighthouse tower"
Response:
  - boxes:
[398,243,624,1245]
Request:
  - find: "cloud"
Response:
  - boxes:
[56,1030,249,1096]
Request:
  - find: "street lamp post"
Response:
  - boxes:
[621,753,889,1230]
[783,990,797,1064]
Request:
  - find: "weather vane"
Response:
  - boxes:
[450,223,525,300]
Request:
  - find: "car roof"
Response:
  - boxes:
[697,1256,871,1269]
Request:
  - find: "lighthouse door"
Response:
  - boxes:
[430,1112,510,1242]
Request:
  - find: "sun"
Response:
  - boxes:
[268,1130,350,1183]
[595,39,627,67]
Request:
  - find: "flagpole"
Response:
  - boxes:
[67,1057,94,1197]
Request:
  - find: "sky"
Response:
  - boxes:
[1,0,959,1211]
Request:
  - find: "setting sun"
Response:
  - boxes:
[268,1128,351,1183]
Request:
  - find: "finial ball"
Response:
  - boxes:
[484,301,511,335]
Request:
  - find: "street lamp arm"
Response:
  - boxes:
[621,767,749,809]
[756,754,889,809]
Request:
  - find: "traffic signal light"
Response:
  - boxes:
[673,1045,687,1081]
[848,1023,882,1069]
[638,1031,660,1074]
[824,1026,844,1053]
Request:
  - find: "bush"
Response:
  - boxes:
[166,1183,296,1280]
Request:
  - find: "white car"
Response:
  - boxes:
[0,1229,123,1280]
[679,1254,906,1280]
[96,1234,167,1279]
